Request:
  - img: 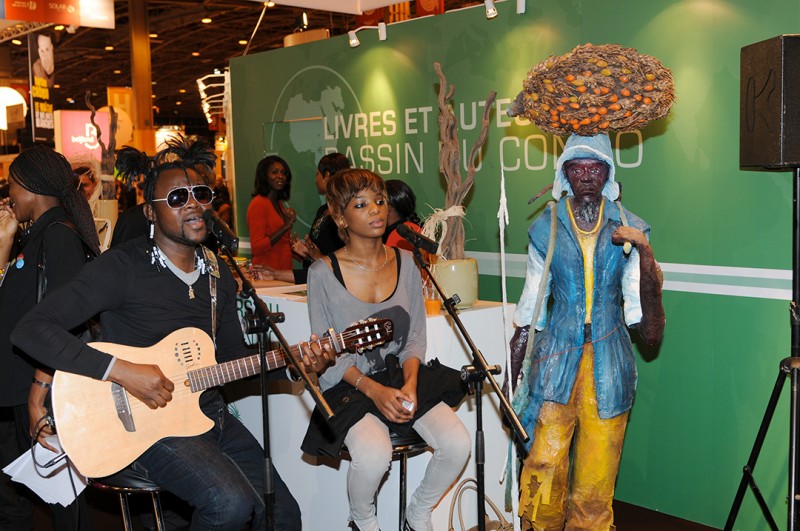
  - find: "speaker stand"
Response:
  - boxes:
[725,167,800,531]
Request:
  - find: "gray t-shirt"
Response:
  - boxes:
[307,248,426,392]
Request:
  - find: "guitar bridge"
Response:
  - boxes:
[111,383,136,432]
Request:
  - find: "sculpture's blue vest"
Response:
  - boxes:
[516,199,649,448]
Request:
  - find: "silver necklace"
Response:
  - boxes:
[345,244,389,272]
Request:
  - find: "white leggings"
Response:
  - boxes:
[343,402,471,531]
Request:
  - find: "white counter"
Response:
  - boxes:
[229,285,517,530]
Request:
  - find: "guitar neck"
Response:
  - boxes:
[186,335,339,392]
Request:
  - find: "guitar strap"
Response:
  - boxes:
[201,245,219,347]
[210,272,217,347]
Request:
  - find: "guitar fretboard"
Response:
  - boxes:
[183,319,390,392]
[186,338,330,392]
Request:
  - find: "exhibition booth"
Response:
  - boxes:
[227,1,800,529]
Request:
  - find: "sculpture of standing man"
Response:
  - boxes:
[505,43,674,530]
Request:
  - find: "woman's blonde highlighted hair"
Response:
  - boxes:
[325,168,386,244]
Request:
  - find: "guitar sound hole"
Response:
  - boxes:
[174,340,202,366]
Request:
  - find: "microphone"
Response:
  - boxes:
[396,224,438,254]
[202,209,239,251]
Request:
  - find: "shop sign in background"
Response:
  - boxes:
[231,1,800,528]
[2,0,114,29]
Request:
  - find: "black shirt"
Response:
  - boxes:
[293,204,345,285]
[0,206,89,406]
[309,204,343,256]
[12,236,246,382]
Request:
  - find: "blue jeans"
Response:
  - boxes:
[131,393,300,531]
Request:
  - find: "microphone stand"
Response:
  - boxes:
[410,246,529,531]
[218,242,334,531]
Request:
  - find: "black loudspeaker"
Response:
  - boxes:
[740,35,800,169]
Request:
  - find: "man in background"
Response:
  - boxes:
[32,34,55,89]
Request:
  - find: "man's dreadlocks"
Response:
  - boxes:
[115,135,217,261]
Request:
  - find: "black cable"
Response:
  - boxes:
[29,413,82,528]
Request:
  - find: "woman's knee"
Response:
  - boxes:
[443,420,471,465]
[350,439,393,473]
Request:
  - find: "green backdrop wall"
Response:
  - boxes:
[230,1,800,528]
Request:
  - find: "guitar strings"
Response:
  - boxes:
[120,326,387,411]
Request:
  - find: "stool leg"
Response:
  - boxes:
[118,493,134,531]
[151,492,165,531]
[399,454,407,531]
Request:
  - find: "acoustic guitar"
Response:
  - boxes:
[52,319,393,477]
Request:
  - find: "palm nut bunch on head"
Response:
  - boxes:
[508,43,675,135]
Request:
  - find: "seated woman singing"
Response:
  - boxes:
[301,168,471,531]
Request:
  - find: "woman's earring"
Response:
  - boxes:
[148,220,154,239]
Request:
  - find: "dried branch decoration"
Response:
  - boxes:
[431,61,496,260]
[507,43,674,136]
[85,90,118,175]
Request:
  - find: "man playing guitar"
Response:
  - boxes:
[12,137,334,530]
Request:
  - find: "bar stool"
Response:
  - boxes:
[89,466,165,531]
[342,429,430,531]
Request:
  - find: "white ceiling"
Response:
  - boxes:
[244,0,404,15]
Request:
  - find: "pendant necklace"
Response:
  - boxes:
[345,244,389,272]
[159,245,202,300]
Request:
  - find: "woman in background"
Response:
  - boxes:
[301,168,470,531]
[383,179,422,252]
[256,152,351,285]
[0,145,99,531]
[247,155,295,269]
[212,174,233,226]
[297,152,351,263]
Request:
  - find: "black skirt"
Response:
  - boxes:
[301,355,467,458]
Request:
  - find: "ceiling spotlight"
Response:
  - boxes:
[179,88,186,93]
[191,52,200,57]
[201,17,212,24]
[149,33,158,38]
[348,24,388,48]
[485,0,498,18]
[104,44,114,51]
[10,39,21,46]
[266,1,275,6]
[54,25,65,31]
[113,70,121,74]
[238,39,248,45]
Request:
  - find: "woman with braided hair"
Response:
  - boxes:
[0,144,99,530]
[12,136,332,530]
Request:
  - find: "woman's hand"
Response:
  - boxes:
[291,236,311,259]
[28,371,58,452]
[0,199,18,248]
[249,265,275,281]
[365,383,414,424]
[282,207,296,229]
[399,381,418,415]
[304,236,323,261]
[28,402,57,452]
